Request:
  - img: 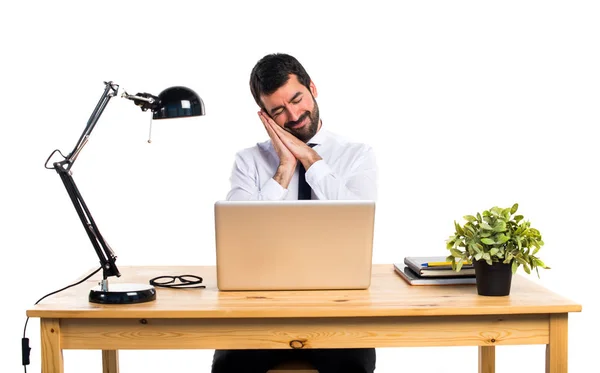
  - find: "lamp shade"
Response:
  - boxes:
[153,86,205,120]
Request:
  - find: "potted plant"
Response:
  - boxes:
[445,203,549,296]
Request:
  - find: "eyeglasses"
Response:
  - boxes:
[149,274,206,289]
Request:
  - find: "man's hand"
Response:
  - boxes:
[258,111,296,188]
[258,111,296,166]
[267,118,322,170]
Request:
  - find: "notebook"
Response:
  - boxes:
[214,200,376,291]
[394,264,477,286]
[404,256,475,277]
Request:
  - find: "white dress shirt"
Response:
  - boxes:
[226,127,377,201]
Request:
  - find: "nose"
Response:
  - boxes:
[287,107,302,122]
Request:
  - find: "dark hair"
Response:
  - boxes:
[249,53,312,110]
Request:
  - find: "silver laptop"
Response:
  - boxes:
[214,200,375,291]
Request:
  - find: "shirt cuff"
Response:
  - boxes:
[305,159,331,185]
[262,178,289,200]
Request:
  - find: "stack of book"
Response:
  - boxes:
[394,256,476,285]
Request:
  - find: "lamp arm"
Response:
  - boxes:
[53,163,120,280]
[46,81,122,282]
[66,81,119,167]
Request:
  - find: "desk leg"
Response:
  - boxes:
[478,346,495,373]
[546,313,568,373]
[102,350,120,373]
[41,319,63,373]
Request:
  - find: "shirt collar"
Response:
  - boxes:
[306,121,328,146]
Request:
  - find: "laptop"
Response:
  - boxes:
[214,200,375,291]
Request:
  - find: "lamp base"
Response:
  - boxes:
[89,283,156,304]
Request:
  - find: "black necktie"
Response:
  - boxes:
[298,143,316,200]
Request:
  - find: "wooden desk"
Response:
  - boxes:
[27,264,581,373]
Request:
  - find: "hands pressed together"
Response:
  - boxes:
[258,111,322,189]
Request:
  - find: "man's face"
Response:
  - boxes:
[260,74,320,143]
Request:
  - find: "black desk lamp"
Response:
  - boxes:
[44,81,205,304]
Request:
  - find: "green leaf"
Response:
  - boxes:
[450,249,463,257]
[511,203,519,214]
[495,234,510,244]
[464,215,476,222]
[454,221,464,236]
[475,252,483,261]
[481,238,495,245]
[481,222,494,230]
[533,258,548,269]
[493,221,507,232]
[515,256,528,266]
[511,260,519,274]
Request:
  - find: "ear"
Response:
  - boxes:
[309,80,318,98]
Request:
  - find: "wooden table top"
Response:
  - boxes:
[27,264,581,319]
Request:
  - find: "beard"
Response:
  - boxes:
[283,97,320,143]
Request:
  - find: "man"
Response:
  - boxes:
[213,53,377,373]
[225,53,377,202]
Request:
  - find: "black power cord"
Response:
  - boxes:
[22,266,102,373]
[22,269,206,371]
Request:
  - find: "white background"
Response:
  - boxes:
[2,1,598,372]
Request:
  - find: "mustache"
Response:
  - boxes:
[284,111,310,130]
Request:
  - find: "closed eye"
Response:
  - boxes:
[290,92,303,104]
[269,92,303,117]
